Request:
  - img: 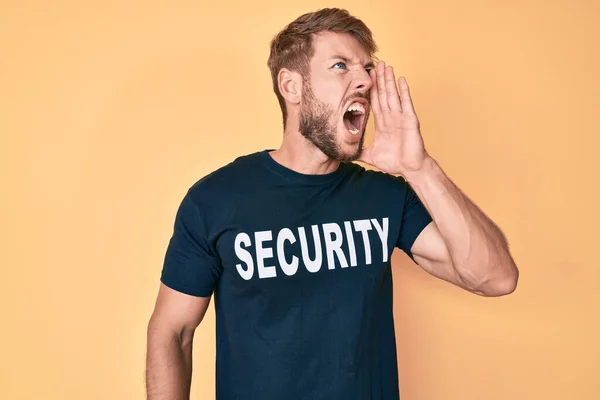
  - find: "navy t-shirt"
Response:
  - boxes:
[160,150,432,399]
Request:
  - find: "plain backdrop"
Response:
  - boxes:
[1,0,599,399]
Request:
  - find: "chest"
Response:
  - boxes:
[211,193,401,295]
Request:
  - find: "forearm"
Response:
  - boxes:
[404,156,518,294]
[146,326,194,400]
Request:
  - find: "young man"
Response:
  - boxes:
[146,8,519,400]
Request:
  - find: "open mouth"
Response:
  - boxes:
[343,102,366,135]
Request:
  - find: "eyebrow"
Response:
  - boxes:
[331,54,375,69]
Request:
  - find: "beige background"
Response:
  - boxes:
[1,0,599,399]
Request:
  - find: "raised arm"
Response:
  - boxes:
[360,60,518,296]
[406,159,518,296]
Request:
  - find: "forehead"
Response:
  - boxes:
[310,31,371,63]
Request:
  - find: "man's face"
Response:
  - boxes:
[299,31,374,162]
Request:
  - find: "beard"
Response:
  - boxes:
[298,82,368,163]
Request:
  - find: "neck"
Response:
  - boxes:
[269,119,340,175]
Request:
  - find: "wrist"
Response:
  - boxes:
[402,155,439,184]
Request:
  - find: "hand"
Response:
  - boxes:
[359,61,429,176]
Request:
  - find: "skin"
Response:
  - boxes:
[361,59,519,297]
[271,31,375,173]
[295,38,373,162]
[146,30,519,400]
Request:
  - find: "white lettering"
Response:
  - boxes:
[323,223,348,269]
[344,221,357,267]
[234,233,254,280]
[353,219,373,265]
[371,218,389,263]
[277,228,299,276]
[298,225,322,273]
[233,217,391,280]
[255,231,276,279]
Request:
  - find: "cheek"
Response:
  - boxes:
[311,79,344,106]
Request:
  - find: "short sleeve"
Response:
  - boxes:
[396,183,432,260]
[160,192,222,297]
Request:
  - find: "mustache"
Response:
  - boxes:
[343,92,370,105]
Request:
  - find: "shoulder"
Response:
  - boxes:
[186,151,263,198]
[172,151,265,229]
[344,162,410,193]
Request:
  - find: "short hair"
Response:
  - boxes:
[267,8,378,127]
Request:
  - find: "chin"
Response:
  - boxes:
[335,140,364,162]
[336,130,365,160]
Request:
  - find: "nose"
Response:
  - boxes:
[352,67,373,94]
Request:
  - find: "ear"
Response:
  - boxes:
[278,68,302,105]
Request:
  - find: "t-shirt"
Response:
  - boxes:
[160,149,432,400]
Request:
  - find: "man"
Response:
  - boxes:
[146,8,518,400]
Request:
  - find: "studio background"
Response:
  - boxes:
[1,1,598,399]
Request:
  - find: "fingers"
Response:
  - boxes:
[385,65,402,112]
[397,76,416,116]
[376,61,389,112]
[369,68,382,119]
[372,61,403,114]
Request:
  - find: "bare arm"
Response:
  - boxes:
[406,157,519,297]
[360,62,518,297]
[146,283,211,400]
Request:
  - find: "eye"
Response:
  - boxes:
[332,61,346,69]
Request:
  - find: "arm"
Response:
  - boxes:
[146,283,211,400]
[406,157,519,297]
[361,61,518,296]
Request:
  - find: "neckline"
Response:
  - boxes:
[258,149,347,185]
